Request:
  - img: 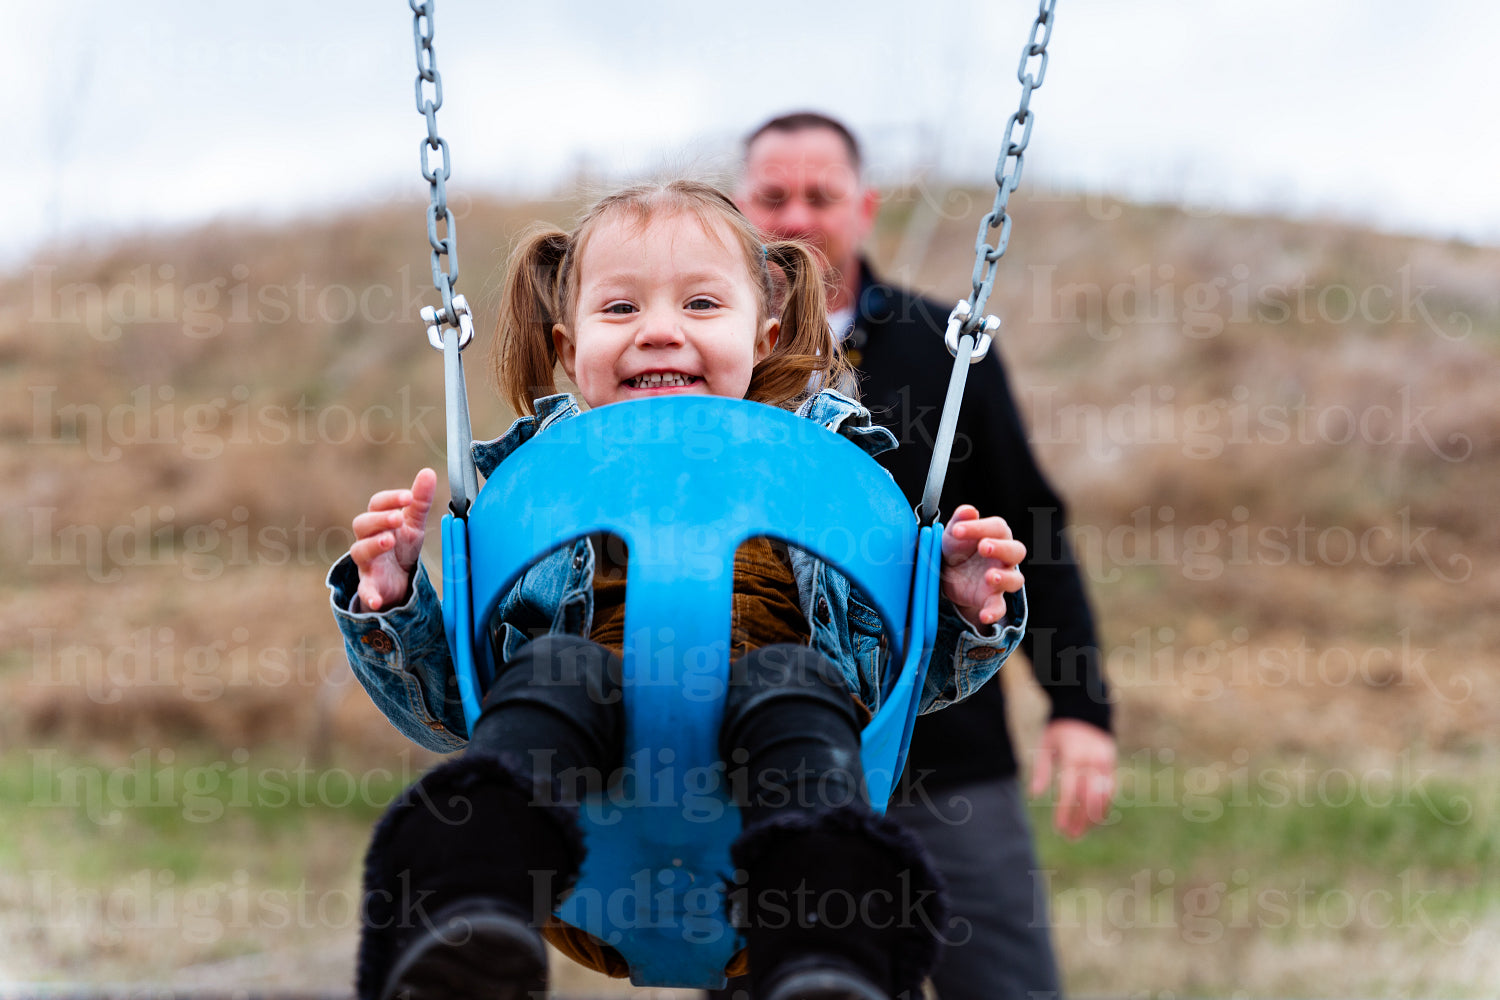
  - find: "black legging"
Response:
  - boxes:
[469,634,869,823]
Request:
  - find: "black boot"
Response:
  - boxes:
[356,752,586,1000]
[730,807,947,1000]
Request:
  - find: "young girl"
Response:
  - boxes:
[328,180,1028,1000]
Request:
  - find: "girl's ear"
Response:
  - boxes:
[755,317,780,363]
[552,323,577,379]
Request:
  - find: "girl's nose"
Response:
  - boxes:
[634,306,684,347]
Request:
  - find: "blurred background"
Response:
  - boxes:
[3,1,1497,995]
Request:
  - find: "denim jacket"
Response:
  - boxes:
[328,390,1027,752]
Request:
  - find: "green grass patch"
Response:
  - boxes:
[3,745,416,886]
[1032,756,1499,937]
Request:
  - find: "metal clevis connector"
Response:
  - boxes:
[423,293,474,351]
[943,300,998,363]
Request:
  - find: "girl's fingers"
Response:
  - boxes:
[982,538,1026,563]
[359,585,383,613]
[993,565,1025,591]
[981,594,1008,624]
[941,532,979,564]
[982,562,1023,587]
[350,533,394,568]
[409,468,438,508]
[966,516,1013,538]
[366,488,415,513]
[348,473,428,616]
[945,508,978,543]
[404,470,437,530]
[353,509,405,540]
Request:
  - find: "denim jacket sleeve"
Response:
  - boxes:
[920,585,1028,715]
[326,553,469,752]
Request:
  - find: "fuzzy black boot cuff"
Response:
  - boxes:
[355,752,586,1000]
[730,806,949,999]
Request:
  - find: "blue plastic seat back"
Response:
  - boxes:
[440,396,941,987]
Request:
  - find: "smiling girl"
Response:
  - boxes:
[329,181,1029,1000]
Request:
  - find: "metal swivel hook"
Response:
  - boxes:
[943,300,1000,363]
[423,293,474,351]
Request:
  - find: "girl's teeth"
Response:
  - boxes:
[633,373,695,388]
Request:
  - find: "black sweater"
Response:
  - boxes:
[848,264,1112,790]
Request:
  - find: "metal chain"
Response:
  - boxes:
[944,0,1056,362]
[919,0,1057,524]
[410,0,472,349]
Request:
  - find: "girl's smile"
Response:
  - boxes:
[623,370,703,390]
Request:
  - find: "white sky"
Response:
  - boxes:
[6,1,1500,267]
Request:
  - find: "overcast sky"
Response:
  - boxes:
[7,1,1500,267]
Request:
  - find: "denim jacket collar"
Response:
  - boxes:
[472,393,581,479]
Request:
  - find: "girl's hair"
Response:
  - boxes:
[489,179,853,415]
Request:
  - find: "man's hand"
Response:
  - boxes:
[350,468,437,612]
[1029,718,1116,839]
[939,504,1026,627]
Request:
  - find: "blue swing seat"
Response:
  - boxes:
[438,395,943,988]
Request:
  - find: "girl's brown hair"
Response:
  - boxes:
[489,179,853,415]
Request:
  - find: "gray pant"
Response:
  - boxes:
[885,776,1061,1000]
[703,776,1060,1000]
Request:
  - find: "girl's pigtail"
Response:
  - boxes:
[750,240,855,409]
[490,227,571,416]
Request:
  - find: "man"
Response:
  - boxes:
[727,112,1116,1000]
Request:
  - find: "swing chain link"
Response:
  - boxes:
[411,0,470,349]
[945,0,1056,364]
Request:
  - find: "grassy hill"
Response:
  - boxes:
[2,183,1497,994]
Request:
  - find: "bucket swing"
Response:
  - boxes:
[400,0,1058,986]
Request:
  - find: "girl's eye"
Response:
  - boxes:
[686,297,717,311]
[604,302,636,314]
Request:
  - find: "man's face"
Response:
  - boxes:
[737,127,878,303]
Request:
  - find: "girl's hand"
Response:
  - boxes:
[350,468,437,612]
[939,504,1026,628]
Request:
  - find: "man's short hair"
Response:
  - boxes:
[743,111,863,173]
